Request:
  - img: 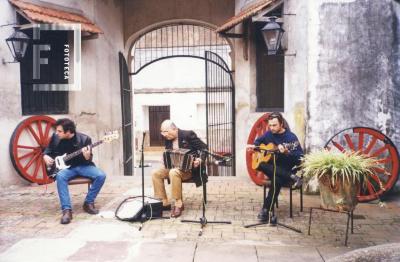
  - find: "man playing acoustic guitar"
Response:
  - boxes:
[43,118,107,224]
[249,112,303,222]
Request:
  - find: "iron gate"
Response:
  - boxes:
[119,52,133,176]
[205,51,235,176]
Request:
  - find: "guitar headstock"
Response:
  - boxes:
[284,141,299,151]
[102,130,119,143]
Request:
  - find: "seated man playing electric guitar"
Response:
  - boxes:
[43,118,106,224]
[249,112,303,222]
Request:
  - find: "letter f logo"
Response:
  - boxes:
[33,44,51,80]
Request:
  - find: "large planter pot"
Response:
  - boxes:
[318,175,360,212]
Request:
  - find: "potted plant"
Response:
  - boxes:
[300,150,381,212]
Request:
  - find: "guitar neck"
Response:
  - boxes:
[64,140,103,161]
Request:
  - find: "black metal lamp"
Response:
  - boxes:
[5,27,30,62]
[261,16,284,55]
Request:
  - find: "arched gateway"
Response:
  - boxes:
[120,23,235,176]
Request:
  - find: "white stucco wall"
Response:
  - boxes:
[0,0,125,187]
[0,0,25,186]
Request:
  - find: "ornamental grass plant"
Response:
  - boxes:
[300,149,382,211]
[301,149,380,186]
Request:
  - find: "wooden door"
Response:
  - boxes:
[149,106,170,146]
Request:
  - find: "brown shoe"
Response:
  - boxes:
[83,202,99,215]
[61,209,72,224]
[171,204,184,218]
[162,204,172,211]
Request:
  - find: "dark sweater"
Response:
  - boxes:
[254,129,303,172]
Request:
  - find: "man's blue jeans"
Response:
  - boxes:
[56,165,106,211]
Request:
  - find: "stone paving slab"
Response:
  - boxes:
[195,242,258,262]
[256,245,322,262]
[128,241,196,262]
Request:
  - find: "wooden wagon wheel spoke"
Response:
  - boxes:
[36,120,44,143]
[344,134,355,151]
[9,116,56,184]
[376,157,392,164]
[32,156,42,179]
[44,121,53,140]
[364,137,377,155]
[358,132,364,151]
[18,150,37,161]
[26,124,41,145]
[17,145,37,150]
[332,140,345,152]
[365,181,378,196]
[370,144,390,158]
[372,167,389,175]
[23,151,41,171]
[41,159,52,183]
[325,127,399,202]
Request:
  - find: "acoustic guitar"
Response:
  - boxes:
[46,131,119,178]
[250,141,299,170]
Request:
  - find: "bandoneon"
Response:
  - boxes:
[163,149,194,172]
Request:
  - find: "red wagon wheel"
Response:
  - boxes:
[325,127,399,202]
[9,116,56,184]
[246,113,290,186]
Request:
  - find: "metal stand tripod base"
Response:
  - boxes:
[181,217,231,236]
[244,219,301,233]
[244,184,301,233]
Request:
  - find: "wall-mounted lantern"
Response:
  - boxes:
[260,16,284,55]
[5,27,30,62]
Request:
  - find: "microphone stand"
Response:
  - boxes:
[181,149,231,236]
[137,132,169,231]
[244,151,301,233]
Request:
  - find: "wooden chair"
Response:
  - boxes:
[167,176,208,204]
[68,176,92,191]
[258,171,303,218]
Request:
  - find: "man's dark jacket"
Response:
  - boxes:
[44,132,94,167]
[165,129,207,187]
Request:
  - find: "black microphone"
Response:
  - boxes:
[214,157,232,165]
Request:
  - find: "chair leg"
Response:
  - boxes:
[351,210,354,234]
[308,207,313,235]
[300,186,303,212]
[289,187,293,218]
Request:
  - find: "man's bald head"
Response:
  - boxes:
[160,120,177,131]
[160,120,178,140]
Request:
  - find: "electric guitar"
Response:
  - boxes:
[250,141,299,170]
[46,131,119,178]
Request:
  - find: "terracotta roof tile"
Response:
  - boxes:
[9,0,102,34]
[216,0,280,33]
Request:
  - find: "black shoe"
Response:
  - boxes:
[292,176,303,189]
[61,209,72,224]
[257,208,268,222]
[83,202,99,215]
[162,204,172,211]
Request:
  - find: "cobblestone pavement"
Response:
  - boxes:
[1,174,400,261]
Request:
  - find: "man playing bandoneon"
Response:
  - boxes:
[151,120,207,218]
